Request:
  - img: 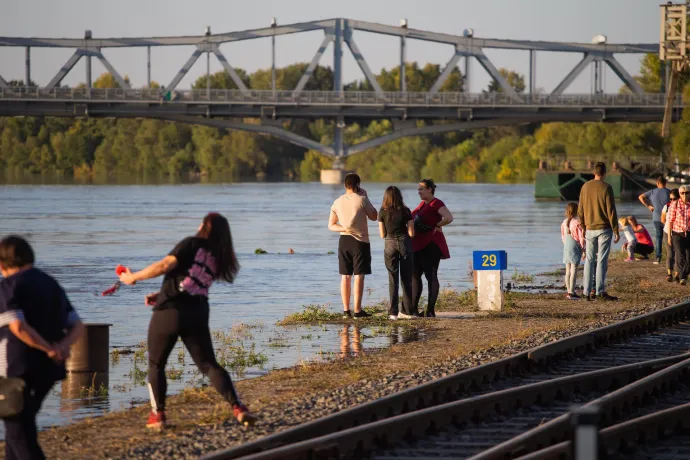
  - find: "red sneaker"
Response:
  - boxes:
[146,410,166,430]
[233,403,257,427]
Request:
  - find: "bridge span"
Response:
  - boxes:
[0,18,673,158]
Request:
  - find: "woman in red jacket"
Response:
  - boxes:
[411,179,454,317]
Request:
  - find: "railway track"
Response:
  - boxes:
[516,392,690,459]
[201,300,690,460]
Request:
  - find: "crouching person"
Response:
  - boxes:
[0,235,85,459]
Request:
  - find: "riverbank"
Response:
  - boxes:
[12,257,689,459]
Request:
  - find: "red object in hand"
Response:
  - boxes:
[102,265,129,296]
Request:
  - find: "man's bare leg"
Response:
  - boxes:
[354,275,365,313]
[341,275,352,312]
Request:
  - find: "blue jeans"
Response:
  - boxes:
[584,228,613,296]
[654,221,664,260]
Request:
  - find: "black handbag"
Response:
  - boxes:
[0,377,25,418]
[414,215,435,233]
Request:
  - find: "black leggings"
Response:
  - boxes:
[148,303,239,412]
[384,238,415,316]
[412,242,442,314]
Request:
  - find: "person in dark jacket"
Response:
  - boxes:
[0,235,85,460]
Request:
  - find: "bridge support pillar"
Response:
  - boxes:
[400,28,406,92]
[529,49,536,95]
[25,47,31,87]
[464,55,471,93]
[322,116,346,184]
[320,168,345,185]
[333,19,343,92]
[86,54,92,95]
[85,30,92,96]
[147,46,151,88]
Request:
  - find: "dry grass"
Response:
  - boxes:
[16,257,687,460]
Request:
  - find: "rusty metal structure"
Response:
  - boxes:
[660,2,690,137]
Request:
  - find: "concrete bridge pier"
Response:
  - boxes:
[321,115,347,184]
[320,167,345,184]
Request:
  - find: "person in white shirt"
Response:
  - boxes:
[619,217,637,262]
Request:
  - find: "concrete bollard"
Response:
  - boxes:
[477,271,503,311]
[66,323,112,374]
[472,251,507,312]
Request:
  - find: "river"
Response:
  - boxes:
[0,182,646,432]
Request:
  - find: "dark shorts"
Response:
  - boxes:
[338,235,372,275]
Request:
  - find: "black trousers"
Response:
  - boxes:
[148,303,239,412]
[634,243,654,257]
[412,242,443,314]
[384,238,415,316]
[672,232,690,279]
[4,376,55,460]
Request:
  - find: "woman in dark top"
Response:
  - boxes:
[378,186,416,319]
[118,213,256,430]
[411,179,453,317]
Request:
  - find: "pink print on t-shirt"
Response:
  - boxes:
[179,248,217,296]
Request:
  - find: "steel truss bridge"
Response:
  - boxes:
[0,18,678,158]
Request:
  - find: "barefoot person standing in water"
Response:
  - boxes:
[118,213,256,429]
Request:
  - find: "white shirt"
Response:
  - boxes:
[621,225,637,244]
[663,204,671,234]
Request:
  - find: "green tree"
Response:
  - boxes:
[192,70,251,90]
[421,140,478,182]
[485,68,526,93]
[299,150,333,181]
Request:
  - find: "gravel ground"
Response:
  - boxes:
[118,297,686,459]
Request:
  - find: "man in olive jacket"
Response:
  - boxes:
[577,162,620,301]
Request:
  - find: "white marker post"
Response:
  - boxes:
[472,250,507,311]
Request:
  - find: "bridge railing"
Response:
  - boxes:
[0,87,679,106]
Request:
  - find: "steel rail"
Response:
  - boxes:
[512,394,690,459]
[471,354,690,459]
[204,354,689,460]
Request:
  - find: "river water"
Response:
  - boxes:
[0,182,645,432]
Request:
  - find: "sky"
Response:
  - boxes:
[0,0,661,93]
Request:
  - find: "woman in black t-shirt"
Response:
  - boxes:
[119,213,256,430]
[378,186,416,319]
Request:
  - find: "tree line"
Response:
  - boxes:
[0,57,683,183]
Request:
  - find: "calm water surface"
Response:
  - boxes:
[0,182,647,432]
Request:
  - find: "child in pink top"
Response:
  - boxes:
[561,202,585,300]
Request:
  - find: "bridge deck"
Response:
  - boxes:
[0,88,677,108]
